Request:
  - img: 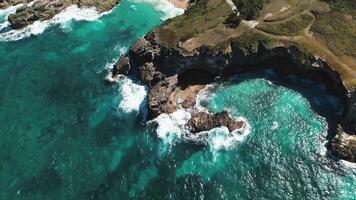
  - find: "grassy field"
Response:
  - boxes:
[152,0,356,87]
[257,12,314,36]
[156,0,271,47]
[312,0,356,57]
[156,0,233,47]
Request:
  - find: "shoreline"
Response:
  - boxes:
[168,0,188,10]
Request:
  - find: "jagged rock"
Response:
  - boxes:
[115,0,355,162]
[182,95,196,109]
[148,75,178,118]
[0,0,24,9]
[9,0,65,29]
[330,129,356,162]
[7,0,118,29]
[187,111,244,133]
[112,57,131,76]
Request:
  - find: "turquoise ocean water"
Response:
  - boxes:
[0,1,355,199]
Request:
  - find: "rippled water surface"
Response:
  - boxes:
[0,1,355,199]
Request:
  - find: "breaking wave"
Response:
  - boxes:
[152,109,192,144]
[116,76,148,114]
[132,0,184,20]
[151,83,251,150]
[0,5,114,41]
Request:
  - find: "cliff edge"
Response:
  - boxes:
[113,0,356,162]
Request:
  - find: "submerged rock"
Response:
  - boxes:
[187,111,244,133]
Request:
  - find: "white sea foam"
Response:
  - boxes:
[151,109,192,144]
[271,121,279,130]
[0,3,22,20]
[0,5,113,41]
[132,0,184,20]
[189,116,251,150]
[195,84,216,113]
[104,46,128,71]
[152,82,252,150]
[341,160,356,169]
[117,77,148,113]
[0,4,22,30]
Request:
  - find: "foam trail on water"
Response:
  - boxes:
[0,5,114,41]
[132,0,184,20]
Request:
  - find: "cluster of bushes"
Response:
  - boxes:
[232,0,269,20]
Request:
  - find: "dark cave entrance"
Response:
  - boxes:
[177,68,215,89]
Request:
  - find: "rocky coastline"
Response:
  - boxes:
[111,17,356,162]
[5,0,118,29]
[0,0,27,9]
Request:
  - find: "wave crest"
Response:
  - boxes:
[132,0,184,20]
[0,5,113,41]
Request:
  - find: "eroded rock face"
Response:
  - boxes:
[330,129,356,162]
[182,95,196,109]
[187,111,244,133]
[344,90,356,133]
[7,0,118,29]
[113,57,131,76]
[0,0,25,9]
[9,0,65,29]
[148,75,178,118]
[113,8,355,161]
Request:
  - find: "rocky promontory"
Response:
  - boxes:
[6,0,118,29]
[187,111,244,133]
[111,0,356,162]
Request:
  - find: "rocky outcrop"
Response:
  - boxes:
[113,57,130,76]
[111,1,355,162]
[7,0,118,29]
[187,111,244,133]
[329,127,356,162]
[113,33,356,161]
[9,0,65,29]
[148,75,178,118]
[0,0,26,9]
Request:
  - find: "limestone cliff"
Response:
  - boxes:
[113,0,356,162]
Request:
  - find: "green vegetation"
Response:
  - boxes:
[312,0,356,57]
[257,13,314,36]
[323,0,356,14]
[232,0,270,20]
[229,31,278,50]
[156,0,233,46]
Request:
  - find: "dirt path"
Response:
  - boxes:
[178,0,356,86]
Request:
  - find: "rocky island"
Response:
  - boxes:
[2,0,118,29]
[112,0,356,162]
